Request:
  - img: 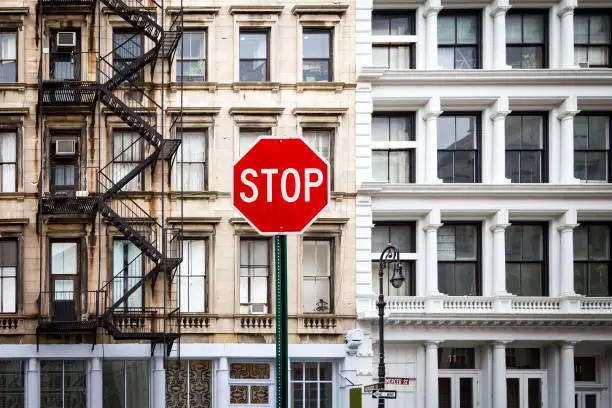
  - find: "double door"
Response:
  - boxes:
[575,392,598,408]
[438,371,479,408]
[506,372,547,408]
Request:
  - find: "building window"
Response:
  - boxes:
[574,224,611,296]
[0,360,24,407]
[0,131,16,192]
[0,32,16,82]
[303,239,332,313]
[179,240,207,313]
[239,128,271,156]
[371,223,416,296]
[240,239,270,314]
[506,12,547,68]
[0,239,17,313]
[575,357,597,382]
[113,30,142,82]
[229,362,272,406]
[574,114,610,182]
[50,30,80,80]
[290,362,333,408]
[505,114,547,183]
[438,348,476,369]
[239,30,269,82]
[112,240,142,311]
[303,129,333,188]
[303,29,332,82]
[574,13,611,67]
[506,224,547,296]
[173,130,206,191]
[166,360,213,408]
[438,12,480,69]
[50,241,79,321]
[438,114,480,183]
[437,224,480,296]
[41,360,86,408]
[371,11,415,69]
[103,360,149,408]
[506,348,541,369]
[372,113,415,183]
[112,131,142,191]
[177,31,206,82]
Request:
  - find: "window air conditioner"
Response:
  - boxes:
[57,32,77,48]
[55,140,76,156]
[578,61,590,68]
[249,304,268,314]
[76,190,89,197]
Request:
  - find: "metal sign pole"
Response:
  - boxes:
[275,234,288,408]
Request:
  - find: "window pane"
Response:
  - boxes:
[506,151,520,182]
[126,361,149,408]
[505,116,522,148]
[389,150,410,183]
[506,47,522,68]
[388,46,411,69]
[240,33,267,58]
[588,46,609,66]
[0,360,24,408]
[438,116,456,149]
[439,378,452,408]
[438,17,456,44]
[372,225,390,253]
[521,264,543,296]
[389,116,413,141]
[454,263,477,295]
[178,61,205,82]
[455,116,476,149]
[455,225,477,260]
[589,225,610,260]
[457,16,478,43]
[0,63,15,83]
[527,378,542,408]
[585,152,607,181]
[437,151,454,183]
[522,225,543,261]
[588,116,609,149]
[506,378,520,408]
[522,116,544,149]
[574,151,587,180]
[506,15,522,43]
[437,263,453,295]
[51,242,78,275]
[0,240,17,267]
[103,361,126,408]
[506,226,522,261]
[389,224,413,253]
[239,129,270,156]
[575,357,597,382]
[372,116,389,142]
[453,151,476,183]
[391,16,412,35]
[519,151,542,183]
[372,15,390,35]
[588,263,608,296]
[372,46,389,68]
[239,60,267,82]
[455,47,477,69]
[506,263,521,295]
[590,16,611,44]
[523,15,544,43]
[575,15,589,43]
[574,226,589,260]
[459,377,474,408]
[437,226,456,261]
[574,262,588,295]
[506,348,541,369]
[303,60,330,82]
[303,31,330,58]
[438,47,455,69]
[574,116,589,149]
[372,151,389,182]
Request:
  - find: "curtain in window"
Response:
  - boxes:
[0,33,16,82]
[239,240,269,313]
[174,131,206,191]
[303,130,330,162]
[103,360,149,408]
[303,241,331,313]
[113,241,142,310]
[113,132,141,191]
[180,240,206,312]
[0,132,16,192]
[0,240,16,313]
[239,129,270,156]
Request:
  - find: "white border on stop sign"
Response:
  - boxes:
[231,135,331,235]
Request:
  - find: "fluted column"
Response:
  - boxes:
[424,0,442,69]
[424,97,443,184]
[560,342,576,408]
[425,209,442,296]
[492,342,508,408]
[558,97,580,184]
[559,210,578,296]
[491,0,511,69]
[425,341,439,408]
[491,97,511,184]
[491,209,510,295]
[559,1,577,68]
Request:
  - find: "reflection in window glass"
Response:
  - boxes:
[574,115,610,182]
[438,13,480,69]
[438,224,480,295]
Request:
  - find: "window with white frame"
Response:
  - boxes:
[506,11,547,69]
[574,223,611,296]
[290,362,333,408]
[179,239,207,313]
[102,360,149,408]
[0,239,17,313]
[40,360,87,408]
[0,32,16,83]
[112,130,142,191]
[506,348,545,408]
[505,223,548,296]
[166,360,213,408]
[437,223,481,296]
[438,11,481,69]
[371,223,416,296]
[177,30,207,82]
[240,239,270,314]
[229,362,273,406]
[303,239,332,313]
[574,13,611,68]
[371,11,415,69]
[574,114,611,183]
[173,130,207,191]
[505,114,547,183]
[0,131,16,192]
[437,113,480,183]
[303,129,333,188]
[371,113,415,183]
[239,127,271,157]
[0,360,24,407]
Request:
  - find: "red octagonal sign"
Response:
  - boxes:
[233,137,330,235]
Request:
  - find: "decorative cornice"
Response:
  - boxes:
[229,5,284,15]
[0,8,29,15]
[167,217,222,225]
[292,4,349,15]
[292,108,348,116]
[229,107,285,116]
[0,107,29,116]
[365,317,612,328]
[0,218,29,225]
[166,6,220,15]
[167,107,221,115]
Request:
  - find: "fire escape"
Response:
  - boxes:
[36,0,184,355]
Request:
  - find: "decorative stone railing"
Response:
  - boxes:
[234,315,276,334]
[178,314,216,334]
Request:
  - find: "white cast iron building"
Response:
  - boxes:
[355,0,612,407]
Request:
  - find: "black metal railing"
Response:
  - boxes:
[37,290,99,324]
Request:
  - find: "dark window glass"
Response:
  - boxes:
[574,224,611,296]
[507,378,520,408]
[505,114,547,183]
[574,115,610,182]
[460,377,474,408]
[303,29,332,82]
[50,30,81,80]
[528,378,542,408]
[372,12,415,35]
[506,348,541,369]
[438,348,476,369]
[574,14,612,67]
[103,360,149,408]
[372,260,415,296]
[585,394,597,408]
[372,113,415,183]
[438,114,480,183]
[41,360,87,408]
[112,131,143,191]
[290,362,333,408]
[0,360,24,407]
[239,30,269,81]
[575,357,597,382]
[437,224,480,296]
[177,31,206,82]
[505,224,547,296]
[372,223,415,253]
[438,12,480,69]
[506,12,547,68]
[439,377,451,408]
[113,30,142,82]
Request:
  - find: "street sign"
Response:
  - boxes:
[386,377,410,386]
[233,137,330,234]
[372,389,397,399]
[363,383,380,393]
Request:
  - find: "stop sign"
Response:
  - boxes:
[233,137,330,234]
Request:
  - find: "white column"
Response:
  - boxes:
[26,358,39,408]
[559,1,578,69]
[559,342,576,408]
[559,210,578,296]
[90,358,103,408]
[424,97,443,184]
[217,358,230,407]
[490,97,511,184]
[491,1,511,69]
[152,355,165,408]
[558,97,580,184]
[424,1,442,69]
[425,341,439,408]
[425,209,442,296]
[492,342,508,408]
[491,209,510,295]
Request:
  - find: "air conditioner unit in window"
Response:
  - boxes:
[578,61,590,68]
[55,140,76,156]
[249,304,268,314]
[57,32,77,48]
[76,190,88,197]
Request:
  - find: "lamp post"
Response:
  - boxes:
[377,243,405,408]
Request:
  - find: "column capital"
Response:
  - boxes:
[558,0,577,18]
[424,96,442,120]
[558,96,580,121]
[492,340,511,348]
[424,223,443,232]
[560,341,577,349]
[424,0,442,17]
[425,340,440,348]
[491,223,510,232]
[490,0,511,18]
[558,209,578,231]
[490,208,510,230]
[490,97,511,121]
[425,208,441,228]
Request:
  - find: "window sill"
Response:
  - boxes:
[0,83,25,91]
[296,82,347,92]
[169,191,222,200]
[169,82,217,92]
[232,82,281,92]
[0,192,25,200]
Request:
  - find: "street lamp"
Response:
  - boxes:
[377,243,404,407]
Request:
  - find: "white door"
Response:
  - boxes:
[506,372,547,408]
[438,371,479,408]
[575,392,598,408]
